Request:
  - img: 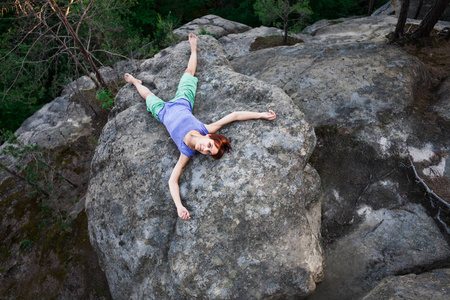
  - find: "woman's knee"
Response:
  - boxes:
[184,68,195,76]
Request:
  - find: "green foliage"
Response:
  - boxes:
[96,88,114,110]
[254,0,312,42]
[198,27,212,36]
[153,13,181,49]
[211,0,261,27]
[20,240,33,252]
[309,0,389,22]
[254,0,313,27]
[0,0,149,133]
[0,130,74,198]
[0,0,390,135]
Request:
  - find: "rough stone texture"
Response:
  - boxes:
[393,0,450,21]
[13,95,93,149]
[0,59,139,186]
[224,14,450,300]
[302,19,333,35]
[308,16,398,45]
[232,41,428,128]
[218,26,311,60]
[361,268,450,300]
[85,36,323,299]
[174,14,251,40]
[62,59,140,96]
[433,77,450,122]
[302,17,357,35]
[300,16,449,45]
[308,204,450,300]
[372,1,396,16]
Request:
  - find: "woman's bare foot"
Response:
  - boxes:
[124,73,142,85]
[188,33,198,50]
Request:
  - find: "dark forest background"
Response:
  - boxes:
[0,0,388,134]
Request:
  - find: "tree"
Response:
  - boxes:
[368,0,376,16]
[413,0,424,19]
[388,0,450,42]
[412,0,450,38]
[1,0,145,132]
[7,0,121,89]
[389,0,411,43]
[254,0,312,44]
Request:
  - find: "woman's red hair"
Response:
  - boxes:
[209,133,232,160]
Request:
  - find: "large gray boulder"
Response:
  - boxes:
[218,26,311,60]
[361,268,450,300]
[174,14,251,40]
[85,35,323,299]
[232,42,428,128]
[307,16,398,45]
[225,14,450,300]
[309,203,450,300]
[0,59,138,191]
[300,16,449,45]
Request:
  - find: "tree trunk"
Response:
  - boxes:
[390,0,411,42]
[414,0,424,19]
[412,0,450,38]
[368,0,376,16]
[283,18,288,44]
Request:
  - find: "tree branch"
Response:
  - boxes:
[0,161,50,197]
[409,156,450,209]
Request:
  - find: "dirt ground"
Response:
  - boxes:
[395,26,450,203]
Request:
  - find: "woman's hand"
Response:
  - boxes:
[177,206,191,220]
[260,110,276,120]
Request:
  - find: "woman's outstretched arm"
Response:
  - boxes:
[205,110,276,134]
[168,154,191,220]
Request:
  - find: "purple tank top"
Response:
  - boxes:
[158,98,209,157]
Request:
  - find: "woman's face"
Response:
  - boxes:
[195,135,218,156]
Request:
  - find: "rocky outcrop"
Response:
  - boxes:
[218,26,311,60]
[85,35,323,299]
[232,41,427,128]
[308,204,450,300]
[219,14,450,300]
[5,13,448,300]
[0,59,138,187]
[372,1,396,16]
[434,77,450,122]
[174,14,251,39]
[362,268,450,300]
[0,53,138,300]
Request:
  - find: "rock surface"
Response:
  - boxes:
[217,14,450,300]
[308,203,450,300]
[218,26,310,60]
[232,41,427,128]
[0,58,137,300]
[362,268,450,300]
[174,14,251,40]
[85,35,323,299]
[372,1,396,16]
[434,77,450,122]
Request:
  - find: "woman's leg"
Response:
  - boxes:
[125,73,165,120]
[184,33,198,76]
[124,73,154,99]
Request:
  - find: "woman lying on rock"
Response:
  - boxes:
[125,33,276,220]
